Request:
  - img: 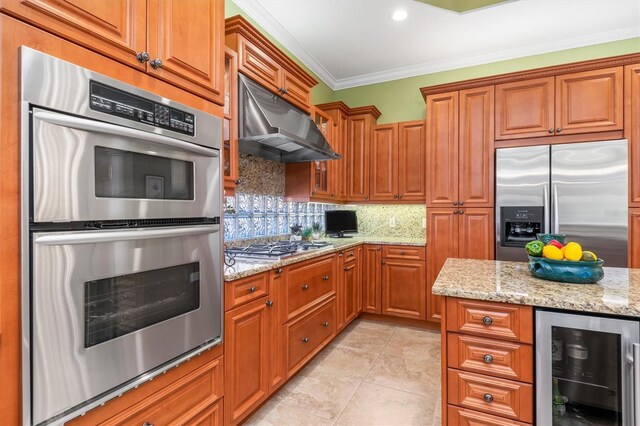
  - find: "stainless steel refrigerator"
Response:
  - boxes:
[495,140,628,267]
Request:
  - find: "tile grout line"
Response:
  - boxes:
[333,324,399,425]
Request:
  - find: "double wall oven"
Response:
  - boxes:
[21,48,223,425]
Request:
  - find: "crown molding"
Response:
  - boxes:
[232,0,639,91]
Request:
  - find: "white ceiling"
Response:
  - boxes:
[233,0,640,90]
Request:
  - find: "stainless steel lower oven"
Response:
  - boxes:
[21,48,223,425]
[536,310,640,425]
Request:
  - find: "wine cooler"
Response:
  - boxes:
[536,310,640,425]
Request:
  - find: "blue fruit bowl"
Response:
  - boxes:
[536,233,566,245]
[527,256,604,284]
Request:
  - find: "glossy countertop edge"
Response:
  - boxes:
[432,258,640,317]
[224,237,426,282]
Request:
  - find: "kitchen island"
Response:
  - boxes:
[432,258,640,425]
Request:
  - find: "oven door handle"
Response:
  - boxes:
[33,110,219,157]
[34,225,219,246]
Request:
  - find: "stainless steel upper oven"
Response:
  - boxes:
[21,48,223,425]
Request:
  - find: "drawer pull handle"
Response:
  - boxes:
[348,253,355,257]
[302,284,310,290]
[483,393,494,403]
[482,316,493,326]
[249,286,257,293]
[483,354,493,364]
[302,337,310,343]
[275,268,283,274]
[266,300,273,307]
[322,275,329,281]
[322,321,330,327]
[400,251,406,255]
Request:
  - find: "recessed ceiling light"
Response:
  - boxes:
[391,9,408,21]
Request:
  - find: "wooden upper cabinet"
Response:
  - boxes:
[459,87,494,207]
[226,15,316,113]
[426,92,459,206]
[630,209,640,268]
[495,77,554,140]
[224,47,239,192]
[0,0,147,70]
[398,120,426,201]
[347,114,373,202]
[370,123,398,201]
[147,0,225,104]
[626,64,640,206]
[458,208,495,261]
[556,67,623,135]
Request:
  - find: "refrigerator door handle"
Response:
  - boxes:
[634,343,640,426]
[543,184,550,235]
[552,184,560,234]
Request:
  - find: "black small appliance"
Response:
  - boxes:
[325,210,357,238]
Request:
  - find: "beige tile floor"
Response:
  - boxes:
[244,319,442,426]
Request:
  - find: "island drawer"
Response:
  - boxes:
[447,333,533,383]
[285,254,336,320]
[224,272,269,311]
[382,245,425,260]
[447,405,529,425]
[286,297,336,376]
[446,298,533,343]
[447,369,533,423]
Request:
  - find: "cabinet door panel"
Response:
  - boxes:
[147,0,224,104]
[555,67,623,135]
[398,120,426,201]
[495,77,554,139]
[426,92,458,206]
[347,115,371,201]
[459,87,494,207]
[224,48,239,191]
[362,245,381,313]
[381,259,425,320]
[283,71,311,112]
[0,0,146,69]
[427,210,459,322]
[631,209,640,268]
[626,64,640,206]
[370,123,398,201]
[224,297,269,425]
[236,35,281,92]
[458,208,494,261]
[342,259,360,327]
[268,270,286,394]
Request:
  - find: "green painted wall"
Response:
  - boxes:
[225,1,639,123]
[224,0,334,104]
[332,37,640,124]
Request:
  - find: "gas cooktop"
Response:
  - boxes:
[224,240,333,264]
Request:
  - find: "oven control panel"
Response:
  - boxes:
[89,80,195,136]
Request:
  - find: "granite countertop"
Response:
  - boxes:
[432,258,640,317]
[224,236,426,282]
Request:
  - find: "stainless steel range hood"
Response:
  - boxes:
[237,74,340,163]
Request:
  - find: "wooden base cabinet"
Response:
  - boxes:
[338,247,362,331]
[362,245,382,313]
[381,246,426,320]
[427,209,494,322]
[441,298,534,426]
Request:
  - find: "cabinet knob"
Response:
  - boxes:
[234,179,242,185]
[302,284,310,290]
[364,195,369,200]
[302,337,310,343]
[381,259,386,264]
[453,210,459,215]
[344,267,349,271]
[249,286,257,293]
[331,193,335,197]
[348,252,355,257]
[275,268,283,274]
[400,251,406,255]
[136,51,150,63]
[150,58,163,69]
[376,246,381,251]
[556,127,563,133]
[483,354,494,364]
[322,275,329,281]
[459,201,464,206]
[143,423,155,426]
[482,316,493,326]
[322,322,329,327]
[458,210,465,214]
[549,128,554,133]
[266,300,274,307]
[394,194,398,199]
[483,393,494,403]
[399,194,402,199]
[453,201,459,206]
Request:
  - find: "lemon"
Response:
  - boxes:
[563,242,583,261]
[581,251,598,262]
[543,245,563,261]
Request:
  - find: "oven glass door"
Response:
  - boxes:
[31,225,221,425]
[31,108,220,222]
